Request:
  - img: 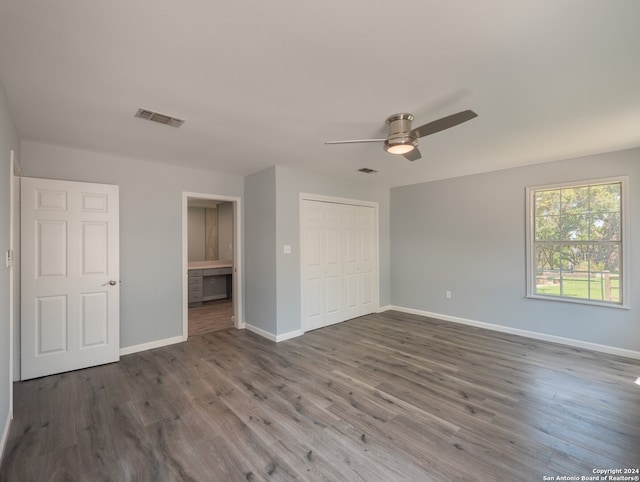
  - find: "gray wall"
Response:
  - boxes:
[20,141,244,349]
[0,81,19,453]
[390,148,640,352]
[244,167,277,334]
[218,202,234,261]
[187,207,206,261]
[274,165,390,336]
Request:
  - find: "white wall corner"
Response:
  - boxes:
[388,305,640,360]
[275,329,304,342]
[244,323,277,342]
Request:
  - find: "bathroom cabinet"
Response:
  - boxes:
[188,265,232,307]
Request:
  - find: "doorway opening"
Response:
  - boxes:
[182,192,242,339]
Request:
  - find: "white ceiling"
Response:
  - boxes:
[1,1,639,188]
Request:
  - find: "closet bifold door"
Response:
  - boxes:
[301,199,377,332]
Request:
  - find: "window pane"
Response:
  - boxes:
[589,182,621,214]
[534,244,559,295]
[589,182,621,241]
[590,212,621,241]
[534,244,559,272]
[592,244,620,303]
[535,189,560,216]
[561,186,589,216]
[563,214,590,241]
[535,215,560,241]
[590,243,620,275]
[559,244,586,271]
[559,244,590,300]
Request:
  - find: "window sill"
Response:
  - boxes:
[526,294,630,310]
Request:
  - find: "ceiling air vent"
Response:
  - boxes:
[358,168,378,174]
[134,108,185,127]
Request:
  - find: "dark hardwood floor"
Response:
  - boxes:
[2,311,639,481]
[188,299,234,337]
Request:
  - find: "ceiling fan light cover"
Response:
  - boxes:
[385,143,415,155]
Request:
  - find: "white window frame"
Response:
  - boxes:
[525,176,630,309]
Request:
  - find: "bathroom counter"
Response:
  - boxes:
[188,260,233,270]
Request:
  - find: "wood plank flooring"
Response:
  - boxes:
[2,311,639,481]
[188,299,234,336]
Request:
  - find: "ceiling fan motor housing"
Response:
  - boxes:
[384,113,418,152]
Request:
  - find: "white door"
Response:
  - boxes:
[302,200,343,331]
[344,204,375,319]
[21,177,120,380]
[301,198,378,332]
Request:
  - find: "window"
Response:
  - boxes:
[526,177,628,307]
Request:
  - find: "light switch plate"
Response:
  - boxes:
[283,245,292,254]
[6,249,13,268]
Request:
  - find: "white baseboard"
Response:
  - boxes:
[119,321,301,356]
[244,323,277,341]
[275,329,304,342]
[377,305,392,313]
[0,409,11,464]
[389,305,640,360]
[119,335,184,356]
[244,323,304,343]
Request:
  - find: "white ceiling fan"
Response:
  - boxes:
[325,110,478,161]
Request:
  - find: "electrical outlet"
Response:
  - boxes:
[5,249,13,268]
[446,290,452,299]
[283,245,292,254]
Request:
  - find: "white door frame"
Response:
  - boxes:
[299,192,380,333]
[8,151,19,412]
[182,192,243,339]
[11,153,21,384]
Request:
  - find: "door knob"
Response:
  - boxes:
[103,280,118,286]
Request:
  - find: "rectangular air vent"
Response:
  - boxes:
[358,168,378,174]
[135,108,185,127]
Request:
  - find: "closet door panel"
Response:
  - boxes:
[302,199,377,331]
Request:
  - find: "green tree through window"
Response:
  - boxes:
[528,179,625,305]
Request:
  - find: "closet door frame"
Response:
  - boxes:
[299,193,379,333]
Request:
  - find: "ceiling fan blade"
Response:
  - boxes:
[411,110,478,139]
[325,139,386,144]
[403,147,422,161]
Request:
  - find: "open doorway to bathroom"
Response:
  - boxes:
[182,192,242,339]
